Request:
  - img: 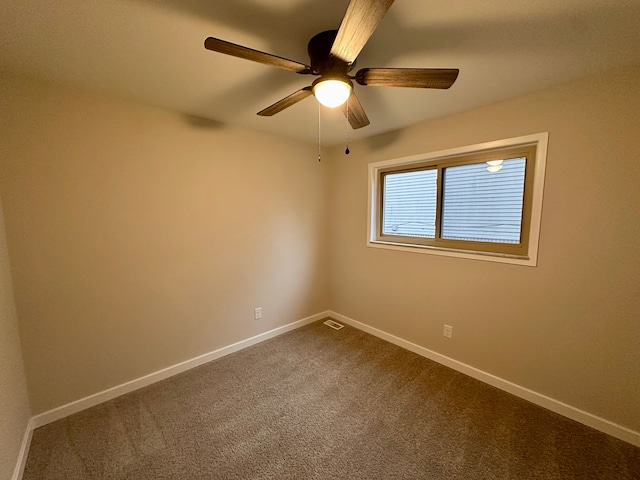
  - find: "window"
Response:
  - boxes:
[368,133,548,266]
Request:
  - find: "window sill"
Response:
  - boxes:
[367,239,536,266]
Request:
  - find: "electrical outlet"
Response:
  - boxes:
[443,324,453,339]
[254,307,262,320]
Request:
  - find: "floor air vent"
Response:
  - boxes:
[323,319,344,330]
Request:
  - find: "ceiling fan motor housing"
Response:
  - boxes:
[307,30,356,75]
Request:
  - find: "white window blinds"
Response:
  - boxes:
[382,169,437,238]
[441,157,526,243]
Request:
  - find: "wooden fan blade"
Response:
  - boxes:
[355,68,459,89]
[257,87,313,116]
[330,0,395,64]
[341,92,370,129]
[204,37,312,74]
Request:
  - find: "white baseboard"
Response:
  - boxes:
[328,311,640,448]
[11,418,34,480]
[31,311,330,429]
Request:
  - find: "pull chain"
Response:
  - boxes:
[345,98,350,155]
[318,102,321,162]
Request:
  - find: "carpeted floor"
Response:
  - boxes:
[23,320,640,479]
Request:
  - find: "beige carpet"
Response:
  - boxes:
[23,320,640,479]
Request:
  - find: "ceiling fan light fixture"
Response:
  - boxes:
[312,78,352,108]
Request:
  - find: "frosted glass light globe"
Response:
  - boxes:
[313,79,352,108]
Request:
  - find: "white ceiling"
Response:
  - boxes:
[1,0,639,146]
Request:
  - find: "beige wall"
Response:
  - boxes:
[1,65,639,438]
[0,192,31,479]
[326,65,640,432]
[0,75,329,414]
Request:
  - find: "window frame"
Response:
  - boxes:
[368,133,549,266]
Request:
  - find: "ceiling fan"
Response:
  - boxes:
[204,0,459,130]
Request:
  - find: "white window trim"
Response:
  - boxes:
[367,133,549,266]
